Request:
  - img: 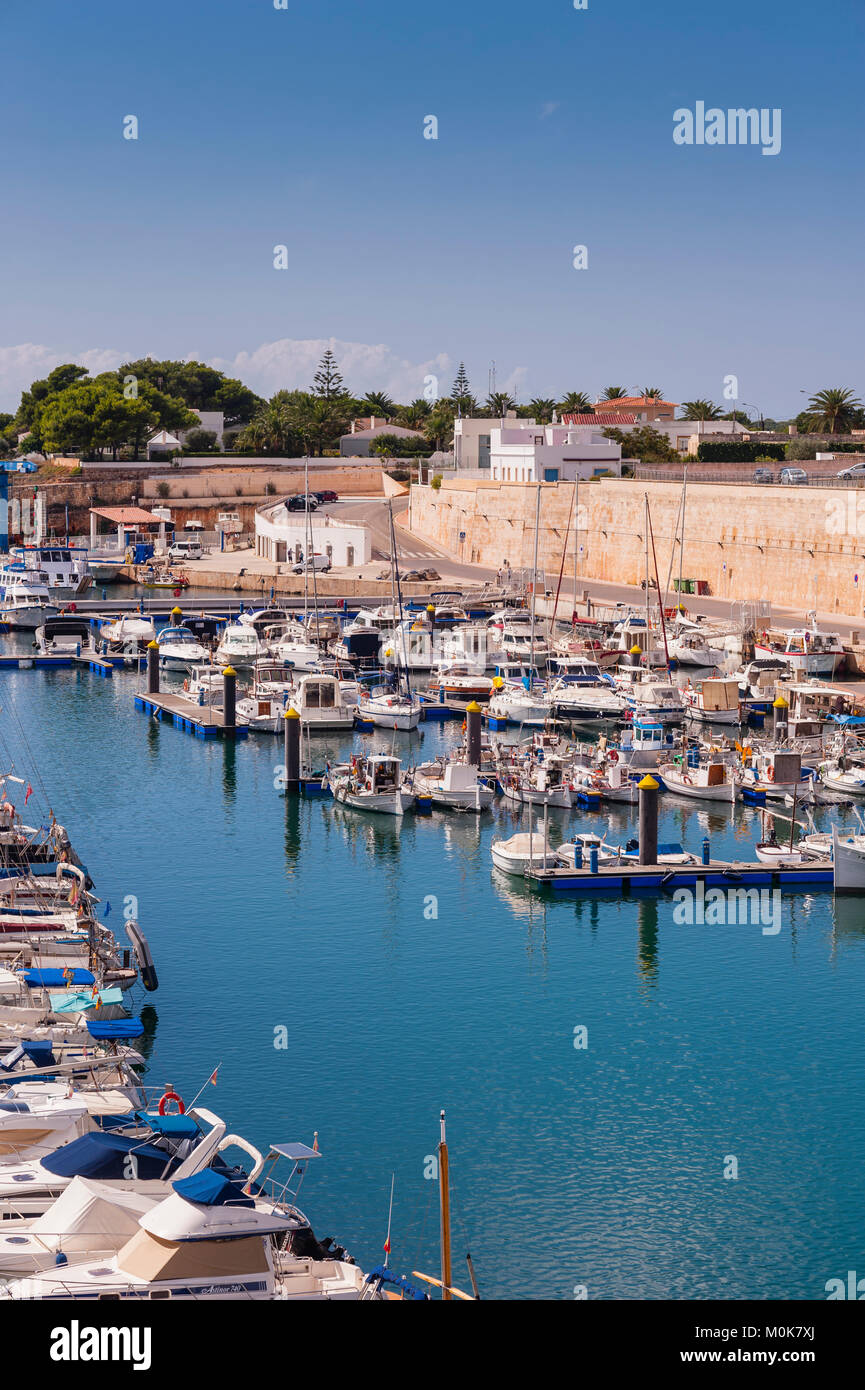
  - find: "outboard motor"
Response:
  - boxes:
[125,920,158,991]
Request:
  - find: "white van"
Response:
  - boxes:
[291,553,331,574]
[168,538,203,561]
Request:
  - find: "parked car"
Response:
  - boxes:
[291,553,331,574]
[752,467,775,484]
[287,494,318,511]
[312,489,339,503]
[837,461,865,480]
[168,539,203,560]
[779,467,808,485]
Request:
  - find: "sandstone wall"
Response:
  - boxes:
[408,477,865,614]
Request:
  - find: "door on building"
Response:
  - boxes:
[346,544,354,567]
[276,541,287,563]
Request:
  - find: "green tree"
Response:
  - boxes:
[603,425,678,462]
[485,391,516,416]
[450,362,474,413]
[558,391,592,415]
[804,387,863,434]
[641,386,664,399]
[528,397,556,423]
[424,410,455,452]
[312,350,346,401]
[601,386,628,400]
[358,390,396,420]
[397,398,432,429]
[679,399,722,420]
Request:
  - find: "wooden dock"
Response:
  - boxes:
[134,691,249,739]
[527,858,834,895]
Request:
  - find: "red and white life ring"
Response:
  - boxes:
[158,1087,186,1116]
[608,750,619,764]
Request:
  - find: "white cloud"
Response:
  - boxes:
[0,338,455,411]
[539,101,560,120]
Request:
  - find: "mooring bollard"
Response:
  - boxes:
[146,641,160,694]
[574,839,584,870]
[638,774,659,865]
[222,665,237,729]
[773,694,788,740]
[465,700,482,768]
[589,843,599,874]
[283,708,301,793]
[702,836,711,866]
[170,605,182,628]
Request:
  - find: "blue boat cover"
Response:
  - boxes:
[86,1017,145,1040]
[135,1109,199,1139]
[22,1040,56,1064]
[20,968,95,988]
[49,987,123,1014]
[42,1132,174,1179]
[172,1170,254,1207]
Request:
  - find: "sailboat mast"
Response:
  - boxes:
[439,1109,452,1301]
[529,483,541,672]
[389,502,412,698]
[678,464,688,600]
[573,475,579,620]
[644,493,650,659]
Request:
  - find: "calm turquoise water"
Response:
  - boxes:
[1,649,864,1300]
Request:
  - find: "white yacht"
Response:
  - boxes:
[666,617,726,668]
[98,615,157,654]
[287,673,356,730]
[214,623,265,669]
[547,656,628,723]
[156,624,209,669]
[412,759,494,812]
[0,575,58,629]
[491,828,558,876]
[6,546,91,601]
[754,614,845,677]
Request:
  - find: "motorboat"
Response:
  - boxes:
[427,663,494,703]
[490,829,558,875]
[156,625,209,669]
[617,673,684,724]
[754,838,805,866]
[575,762,636,804]
[754,615,845,677]
[499,757,575,809]
[555,832,622,868]
[604,613,665,666]
[665,617,726,668]
[5,546,91,601]
[736,658,788,703]
[0,576,59,630]
[214,623,266,669]
[736,748,811,801]
[412,759,495,812]
[35,617,94,657]
[547,656,628,723]
[0,1176,158,1275]
[486,669,549,727]
[818,757,865,796]
[327,755,414,816]
[287,674,356,731]
[98,615,157,655]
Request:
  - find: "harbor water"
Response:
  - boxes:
[1,648,863,1299]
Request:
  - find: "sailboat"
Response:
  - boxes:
[359,502,424,731]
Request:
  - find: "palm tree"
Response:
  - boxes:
[804,387,863,434]
[601,386,628,400]
[528,397,556,423]
[244,396,294,454]
[679,400,722,420]
[640,386,664,399]
[397,397,433,429]
[359,390,396,420]
[424,409,455,452]
[486,391,516,416]
[558,391,592,415]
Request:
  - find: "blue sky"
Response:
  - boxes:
[1,0,863,416]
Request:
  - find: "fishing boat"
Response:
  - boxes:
[156,624,209,669]
[412,759,495,812]
[754,615,845,677]
[617,672,684,724]
[818,756,865,796]
[490,829,558,875]
[736,748,812,801]
[327,755,414,815]
[499,757,575,809]
[658,756,736,801]
[575,762,637,803]
[681,677,741,726]
[555,832,622,868]
[139,568,189,591]
[832,824,865,891]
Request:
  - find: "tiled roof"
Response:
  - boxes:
[561,413,637,426]
[591,397,679,410]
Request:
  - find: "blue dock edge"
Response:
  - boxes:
[134,693,248,740]
[538,865,835,896]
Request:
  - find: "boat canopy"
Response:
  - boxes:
[20,967,94,988]
[134,1109,200,1139]
[86,1017,145,1040]
[172,1170,254,1208]
[42,1132,176,1179]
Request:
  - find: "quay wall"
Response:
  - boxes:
[407,478,865,616]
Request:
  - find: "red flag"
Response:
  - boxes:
[24,784,33,804]
[209,1068,218,1086]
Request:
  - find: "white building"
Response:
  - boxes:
[454,413,537,471]
[255,500,371,568]
[489,424,623,483]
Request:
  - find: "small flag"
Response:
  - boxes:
[24,783,33,804]
[209,1068,219,1086]
[384,1237,391,1255]
[103,900,112,918]
[312,1131,319,1152]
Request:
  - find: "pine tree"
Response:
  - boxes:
[312,350,346,401]
[450,362,472,405]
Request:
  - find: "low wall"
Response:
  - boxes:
[408,476,865,615]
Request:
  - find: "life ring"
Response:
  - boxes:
[682,772,692,784]
[365,779,372,791]
[183,678,189,691]
[766,767,775,782]
[158,1087,186,1116]
[608,750,619,763]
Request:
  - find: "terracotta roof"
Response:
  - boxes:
[591,396,679,410]
[561,413,637,426]
[89,506,167,524]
